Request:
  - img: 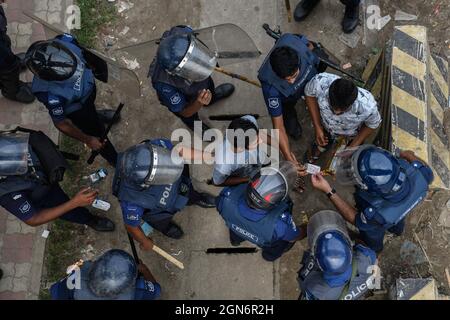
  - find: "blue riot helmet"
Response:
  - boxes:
[25,39,78,81]
[0,132,30,176]
[315,231,352,275]
[88,249,137,298]
[307,210,352,276]
[246,161,297,210]
[157,33,217,82]
[120,142,184,188]
[336,145,408,197]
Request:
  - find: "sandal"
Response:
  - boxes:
[303,143,322,164]
[294,175,306,193]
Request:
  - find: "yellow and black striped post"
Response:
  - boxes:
[390,25,450,189]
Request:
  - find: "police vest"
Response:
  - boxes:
[0,150,49,201]
[113,141,190,215]
[355,160,429,229]
[217,184,290,247]
[258,33,319,99]
[31,37,95,115]
[149,26,212,102]
[298,245,375,300]
[73,262,135,300]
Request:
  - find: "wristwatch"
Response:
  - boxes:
[326,188,336,198]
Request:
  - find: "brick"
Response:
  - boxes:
[0,263,15,278]
[0,218,6,234]
[2,234,34,248]
[12,277,29,292]
[15,263,32,278]
[5,219,22,234]
[0,277,13,291]
[1,247,33,263]
[0,291,26,300]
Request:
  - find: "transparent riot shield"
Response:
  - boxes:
[23,11,141,100]
[116,23,261,74]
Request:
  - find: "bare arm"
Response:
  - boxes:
[311,174,358,225]
[137,262,157,283]
[348,124,376,148]
[55,120,103,150]
[125,224,154,251]
[25,188,97,227]
[272,116,296,163]
[215,176,249,187]
[178,89,212,118]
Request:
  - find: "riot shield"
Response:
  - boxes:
[116,23,261,71]
[23,11,141,100]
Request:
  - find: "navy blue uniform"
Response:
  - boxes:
[217,184,302,261]
[354,160,433,252]
[32,34,117,166]
[0,183,96,225]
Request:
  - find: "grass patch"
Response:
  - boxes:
[73,0,117,48]
[38,136,90,299]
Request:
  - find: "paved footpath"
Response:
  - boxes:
[0,0,72,300]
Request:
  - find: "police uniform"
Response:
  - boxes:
[150,26,215,131]
[50,261,162,300]
[216,184,301,261]
[258,33,319,127]
[0,130,100,227]
[31,34,117,166]
[113,138,207,234]
[354,159,434,252]
[298,244,376,300]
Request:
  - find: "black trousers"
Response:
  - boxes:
[282,99,301,135]
[340,0,360,7]
[37,184,95,225]
[66,88,118,166]
[229,230,295,262]
[0,58,20,99]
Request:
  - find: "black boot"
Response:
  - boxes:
[210,83,235,105]
[193,193,217,208]
[0,268,3,281]
[342,3,360,33]
[15,53,28,72]
[86,216,115,232]
[294,0,321,22]
[162,222,184,239]
[97,109,120,125]
[7,82,35,104]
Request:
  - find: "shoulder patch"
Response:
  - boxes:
[51,107,64,116]
[360,212,367,224]
[268,98,280,109]
[19,201,31,214]
[170,93,182,105]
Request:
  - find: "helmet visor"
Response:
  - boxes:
[0,132,30,176]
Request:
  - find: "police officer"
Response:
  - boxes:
[298,210,377,300]
[0,0,35,103]
[311,146,434,252]
[50,249,161,300]
[258,31,320,164]
[150,26,235,132]
[113,138,216,250]
[294,0,360,34]
[216,162,306,261]
[0,129,114,231]
[25,34,118,166]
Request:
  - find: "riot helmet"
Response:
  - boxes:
[335,145,408,197]
[307,210,352,276]
[120,142,184,188]
[246,161,297,210]
[25,39,78,81]
[88,249,137,298]
[157,33,217,82]
[0,132,30,176]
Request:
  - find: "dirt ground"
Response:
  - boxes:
[39,0,450,299]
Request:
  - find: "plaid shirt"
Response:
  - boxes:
[305,73,381,137]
